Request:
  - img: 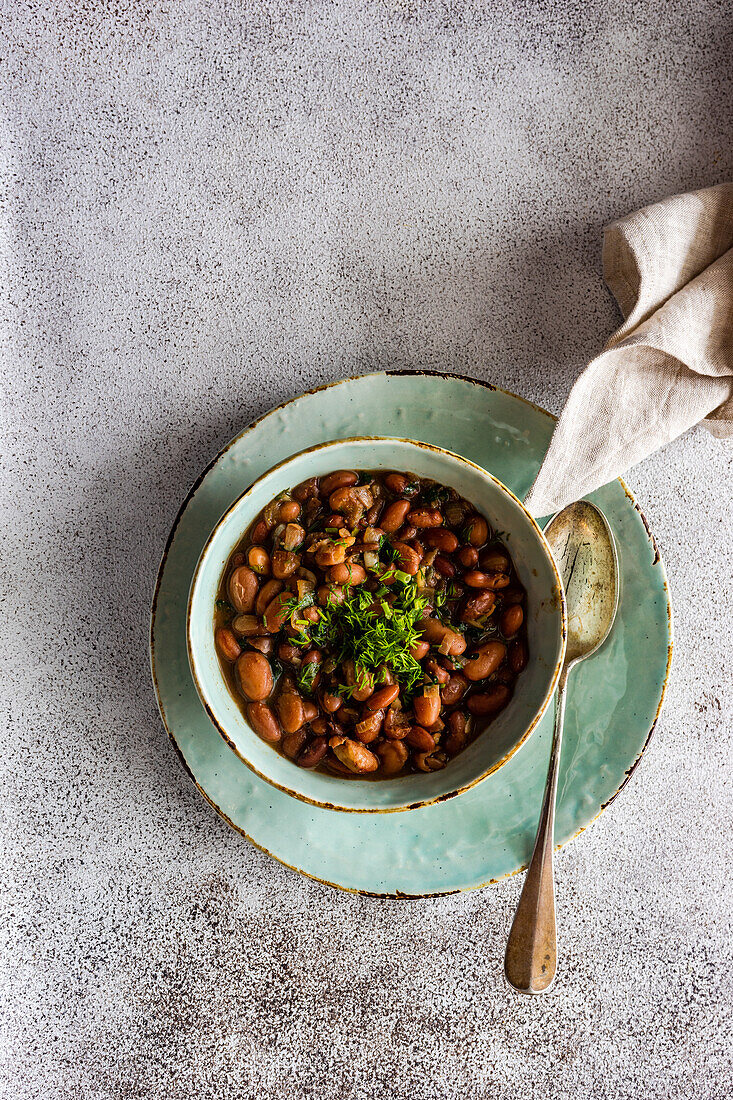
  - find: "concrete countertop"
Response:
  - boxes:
[3,2,731,1097]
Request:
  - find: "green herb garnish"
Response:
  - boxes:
[297,660,319,695]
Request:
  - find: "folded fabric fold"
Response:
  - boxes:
[524,184,733,517]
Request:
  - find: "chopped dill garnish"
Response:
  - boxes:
[296,661,319,695]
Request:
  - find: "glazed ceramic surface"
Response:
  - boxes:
[150,373,672,896]
[188,437,567,812]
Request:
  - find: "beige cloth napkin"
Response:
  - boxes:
[524,184,733,517]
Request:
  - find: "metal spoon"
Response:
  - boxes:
[504,500,619,994]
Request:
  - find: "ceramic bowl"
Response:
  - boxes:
[187,437,567,812]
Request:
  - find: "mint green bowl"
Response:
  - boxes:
[187,437,567,813]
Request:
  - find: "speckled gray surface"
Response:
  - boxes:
[2,2,732,1097]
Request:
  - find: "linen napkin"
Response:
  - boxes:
[523,184,733,517]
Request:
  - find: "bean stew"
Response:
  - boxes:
[213,470,528,778]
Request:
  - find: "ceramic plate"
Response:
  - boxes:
[150,372,672,896]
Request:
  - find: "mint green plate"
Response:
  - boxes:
[150,372,672,896]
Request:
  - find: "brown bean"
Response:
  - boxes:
[249,636,274,654]
[417,617,467,656]
[246,701,282,743]
[434,555,456,578]
[282,523,306,551]
[501,586,525,606]
[302,606,322,624]
[467,685,511,715]
[263,591,293,632]
[380,500,411,532]
[302,700,319,722]
[330,737,379,773]
[383,710,410,739]
[501,605,524,636]
[320,470,358,496]
[463,641,506,682]
[391,541,420,575]
[321,691,343,713]
[236,651,274,700]
[366,502,383,525]
[354,708,383,743]
[465,515,489,546]
[344,660,374,702]
[406,725,435,752]
[278,642,299,663]
[423,528,459,552]
[441,673,469,705]
[425,658,451,685]
[293,477,319,502]
[297,736,328,768]
[231,552,245,567]
[255,578,283,616]
[271,550,300,579]
[251,519,270,544]
[461,591,497,621]
[510,639,528,673]
[445,710,469,754]
[315,542,346,568]
[247,546,271,575]
[397,524,418,541]
[409,640,430,661]
[215,627,241,662]
[309,717,328,736]
[407,508,443,528]
[376,739,409,775]
[384,473,409,494]
[463,570,510,589]
[276,690,306,734]
[456,545,479,568]
[231,613,264,636]
[328,561,367,586]
[414,750,447,772]
[228,566,259,613]
[282,728,308,758]
[365,684,400,711]
[479,549,510,573]
[413,685,441,727]
[277,500,301,522]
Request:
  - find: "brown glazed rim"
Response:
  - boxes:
[186,435,568,813]
[150,370,673,898]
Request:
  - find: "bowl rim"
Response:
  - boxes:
[186,435,568,812]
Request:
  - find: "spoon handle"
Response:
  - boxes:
[504,671,568,994]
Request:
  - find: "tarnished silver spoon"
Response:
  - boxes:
[504,500,619,994]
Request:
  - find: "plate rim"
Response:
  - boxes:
[149,370,674,898]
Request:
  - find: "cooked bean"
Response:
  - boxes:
[354,709,384,743]
[413,685,441,727]
[467,685,511,716]
[510,639,528,673]
[366,502,383,525]
[465,515,489,546]
[249,636,275,654]
[228,566,259,613]
[271,550,300,579]
[423,528,459,552]
[376,740,409,775]
[315,542,346,568]
[324,755,355,776]
[247,546,271,575]
[434,555,456,577]
[255,578,283,616]
[425,658,451,685]
[409,639,430,660]
[276,690,306,734]
[414,750,447,772]
[236,651,274,700]
[383,709,411,739]
[391,541,421,575]
[461,591,497,621]
[302,700,319,722]
[321,691,343,713]
[456,545,479,568]
[263,591,293,632]
[282,524,305,551]
[230,552,245,568]
[250,519,270,544]
[246,701,282,743]
[445,710,469,755]
[277,500,301,522]
[328,561,367,586]
[479,549,510,573]
[380,499,411,532]
[417,617,467,656]
[441,673,469,705]
[282,728,308,759]
[501,605,524,636]
[365,684,400,711]
[397,524,418,541]
[384,473,409,494]
[293,477,320,502]
[302,606,322,624]
[297,736,328,768]
[406,725,435,752]
[344,660,374,702]
[215,627,241,662]
[309,717,328,736]
[464,570,511,589]
[231,614,264,637]
[501,586,525,606]
[407,508,443,528]
[330,737,379,773]
[317,583,345,606]
[320,470,358,496]
[463,641,506,682]
[278,642,299,663]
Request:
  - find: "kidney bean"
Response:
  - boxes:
[406,725,435,752]
[344,660,374,702]
[321,691,343,713]
[228,566,259,613]
[320,470,358,496]
[464,570,511,589]
[231,614,264,637]
[501,586,525,606]
[434,555,455,578]
[263,591,293,632]
[354,708,384,743]
[376,739,409,775]
[302,606,322,625]
[282,524,306,551]
[397,524,418,541]
[456,545,479,568]
[384,473,409,494]
[277,500,301,523]
[423,528,459,552]
[463,641,506,681]
[466,515,490,546]
[215,627,241,662]
[302,700,319,722]
[413,685,441,727]
[383,711,410,739]
[510,639,528,673]
[315,542,346,569]
[409,639,430,661]
[479,549,510,572]
[467,684,511,715]
[391,541,421,575]
[293,477,319,502]
[247,546,271,575]
[501,605,524,636]
[414,750,447,772]
[407,508,443,528]
[297,736,328,768]
[425,658,451,685]
[255,579,283,616]
[441,673,469,705]
[445,710,469,755]
[461,591,496,621]
[249,636,275,654]
[316,584,345,606]
[366,503,383,526]
[309,717,328,735]
[236,651,274,700]
[278,642,299,663]
[271,550,300,579]
[282,728,308,759]
[231,552,245,567]
[328,561,367,586]
[251,519,270,544]
[417,617,467,656]
[324,755,355,776]
[365,684,400,711]
[276,690,306,734]
[246,702,282,743]
[380,500,411,532]
[330,737,379,773]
